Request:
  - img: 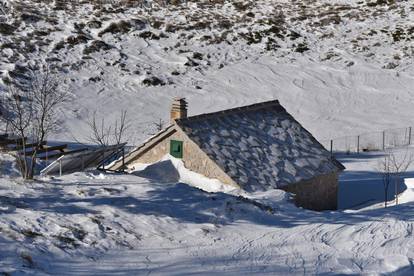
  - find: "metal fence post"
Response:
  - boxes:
[122,147,125,171]
[357,135,360,153]
[59,159,62,177]
[409,127,412,145]
[382,131,385,150]
[330,140,333,157]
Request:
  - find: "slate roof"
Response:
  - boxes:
[176,100,344,192]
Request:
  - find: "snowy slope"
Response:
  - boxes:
[1,156,414,275]
[2,0,414,274]
[0,0,413,144]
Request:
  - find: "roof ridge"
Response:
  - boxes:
[176,99,281,123]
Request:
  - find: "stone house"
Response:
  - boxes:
[110,98,344,210]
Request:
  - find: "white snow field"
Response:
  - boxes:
[2,0,414,274]
[2,151,414,275]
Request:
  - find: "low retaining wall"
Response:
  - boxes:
[282,173,338,211]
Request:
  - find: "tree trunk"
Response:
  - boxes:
[385,185,388,208]
[395,177,399,205]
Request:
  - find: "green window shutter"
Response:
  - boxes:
[170,140,183,158]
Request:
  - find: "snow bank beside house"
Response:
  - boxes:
[169,155,242,194]
[131,154,242,194]
[130,155,291,208]
[399,178,414,205]
[0,153,20,178]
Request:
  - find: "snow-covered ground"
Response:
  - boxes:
[2,0,414,274]
[338,146,414,209]
[2,150,414,275]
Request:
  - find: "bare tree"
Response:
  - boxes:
[378,153,392,208]
[0,66,68,179]
[1,85,34,178]
[389,150,413,205]
[87,110,130,146]
[153,118,165,132]
[377,149,414,207]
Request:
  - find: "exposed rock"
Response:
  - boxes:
[0,23,14,35]
[383,62,398,69]
[21,13,42,23]
[142,76,166,86]
[87,20,102,29]
[131,18,147,30]
[184,58,199,67]
[83,40,112,55]
[67,34,91,46]
[295,43,310,53]
[98,20,132,37]
[139,31,160,40]
[192,52,203,60]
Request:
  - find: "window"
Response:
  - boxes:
[170,140,183,158]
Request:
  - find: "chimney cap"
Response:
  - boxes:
[173,97,187,102]
[171,97,188,122]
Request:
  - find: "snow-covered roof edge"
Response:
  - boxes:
[176,99,283,124]
[109,124,176,170]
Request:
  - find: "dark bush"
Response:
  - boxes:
[54,40,65,51]
[165,24,179,33]
[139,31,160,40]
[87,20,102,29]
[184,58,199,67]
[21,13,42,23]
[0,23,14,35]
[295,43,310,53]
[98,20,132,37]
[83,40,112,55]
[131,18,146,30]
[192,52,203,60]
[142,76,166,86]
[67,34,91,46]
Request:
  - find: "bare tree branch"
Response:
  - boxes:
[377,149,414,207]
[0,64,68,179]
[87,110,130,146]
[152,118,165,133]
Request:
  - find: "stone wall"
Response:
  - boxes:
[128,129,239,188]
[128,126,339,211]
[282,172,338,211]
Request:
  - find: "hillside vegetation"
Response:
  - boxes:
[0,0,413,140]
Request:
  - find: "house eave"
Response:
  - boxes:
[108,124,177,170]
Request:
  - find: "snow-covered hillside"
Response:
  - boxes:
[1,0,413,143]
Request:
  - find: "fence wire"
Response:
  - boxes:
[321,127,413,154]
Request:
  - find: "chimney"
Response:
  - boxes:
[170,97,187,123]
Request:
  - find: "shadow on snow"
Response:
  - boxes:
[3,177,414,229]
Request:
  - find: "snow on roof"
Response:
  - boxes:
[176,100,344,192]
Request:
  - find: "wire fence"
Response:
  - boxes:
[321,126,413,154]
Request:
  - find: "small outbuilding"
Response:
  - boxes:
[110,98,344,210]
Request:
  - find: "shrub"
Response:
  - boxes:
[83,40,112,55]
[142,76,165,86]
[98,20,132,37]
[0,23,14,35]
